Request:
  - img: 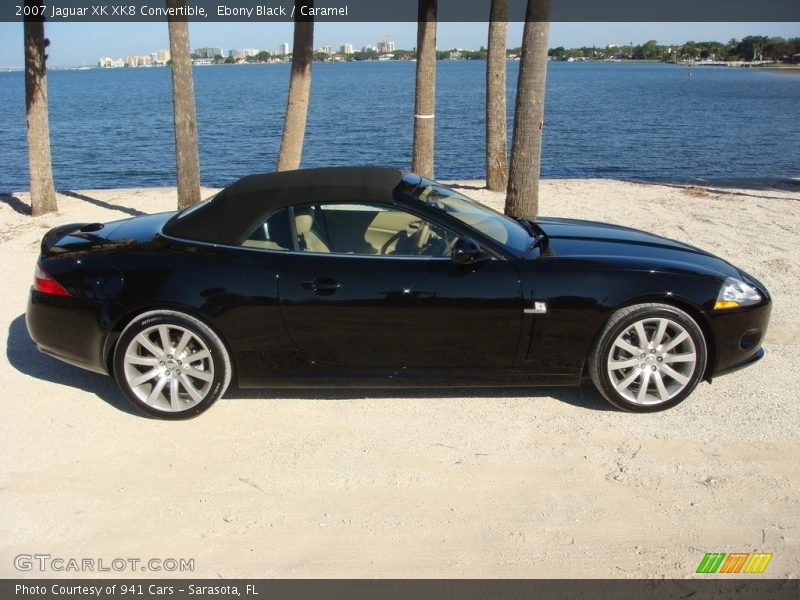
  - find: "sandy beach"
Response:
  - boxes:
[1,178,798,578]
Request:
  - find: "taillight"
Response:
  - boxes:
[33,264,70,297]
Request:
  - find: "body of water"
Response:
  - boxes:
[0,61,798,191]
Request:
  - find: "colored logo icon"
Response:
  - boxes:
[696,553,773,574]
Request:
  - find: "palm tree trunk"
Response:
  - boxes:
[167,0,201,210]
[24,0,57,216]
[486,0,509,192]
[412,0,437,178]
[277,1,314,172]
[505,0,550,219]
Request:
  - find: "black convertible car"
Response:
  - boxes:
[27,167,770,418]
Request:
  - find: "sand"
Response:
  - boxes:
[0,178,799,578]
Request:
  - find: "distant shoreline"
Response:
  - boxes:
[4,177,798,198]
[3,59,800,73]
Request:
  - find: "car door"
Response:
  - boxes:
[274,202,522,370]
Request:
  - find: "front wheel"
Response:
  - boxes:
[113,310,232,419]
[588,303,707,412]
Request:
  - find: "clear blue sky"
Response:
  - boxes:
[0,22,797,67]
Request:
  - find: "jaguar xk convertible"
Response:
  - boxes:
[26,167,771,418]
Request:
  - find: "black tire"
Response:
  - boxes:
[113,310,231,419]
[588,303,707,412]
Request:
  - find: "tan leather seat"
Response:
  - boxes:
[242,239,285,251]
[295,213,331,253]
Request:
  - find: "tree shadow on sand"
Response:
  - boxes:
[1,191,148,218]
[0,194,32,215]
[8,314,613,416]
[627,177,800,201]
[59,191,147,218]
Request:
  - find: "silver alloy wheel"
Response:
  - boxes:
[122,324,215,413]
[606,317,698,406]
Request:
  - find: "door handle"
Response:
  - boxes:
[302,278,342,293]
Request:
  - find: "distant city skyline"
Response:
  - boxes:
[0,21,797,68]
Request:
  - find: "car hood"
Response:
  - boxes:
[535,217,741,278]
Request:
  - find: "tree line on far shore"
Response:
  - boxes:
[191,35,800,66]
[23,0,552,218]
[549,36,800,63]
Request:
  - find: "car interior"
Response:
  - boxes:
[242,203,458,257]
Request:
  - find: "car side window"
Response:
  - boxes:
[294,203,458,257]
[241,208,293,251]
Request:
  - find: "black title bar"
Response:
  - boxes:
[5,0,800,22]
[3,579,800,600]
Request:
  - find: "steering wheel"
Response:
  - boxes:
[415,221,432,255]
[443,235,459,256]
[380,230,407,255]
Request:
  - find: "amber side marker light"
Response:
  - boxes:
[33,264,71,297]
[714,300,741,310]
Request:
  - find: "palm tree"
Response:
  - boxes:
[486,0,509,192]
[505,0,551,219]
[276,0,314,172]
[24,0,57,216]
[167,0,201,209]
[412,0,437,178]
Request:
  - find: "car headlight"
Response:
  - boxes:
[714,276,762,310]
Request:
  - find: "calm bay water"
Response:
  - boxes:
[0,61,798,191]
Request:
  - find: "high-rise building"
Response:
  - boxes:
[124,55,152,67]
[280,42,290,56]
[341,43,354,55]
[156,49,171,64]
[377,40,396,53]
[193,47,223,59]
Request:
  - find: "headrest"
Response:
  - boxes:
[295,214,314,235]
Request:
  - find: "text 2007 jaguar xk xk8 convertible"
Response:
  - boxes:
[27,167,771,418]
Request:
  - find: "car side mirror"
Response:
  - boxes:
[451,237,483,265]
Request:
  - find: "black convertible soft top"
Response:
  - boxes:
[163,166,406,245]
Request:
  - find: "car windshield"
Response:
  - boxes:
[412,180,532,253]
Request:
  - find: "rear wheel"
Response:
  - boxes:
[113,311,231,419]
[589,303,707,412]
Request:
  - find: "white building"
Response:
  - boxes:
[227,49,259,61]
[377,40,396,53]
[98,57,124,68]
[341,43,354,55]
[279,42,290,56]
